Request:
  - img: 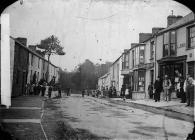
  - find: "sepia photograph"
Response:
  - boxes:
[0,0,195,139]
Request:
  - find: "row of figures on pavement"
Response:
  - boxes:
[148,72,194,107]
[25,78,62,98]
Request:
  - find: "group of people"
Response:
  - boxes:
[121,84,132,100]
[148,72,194,107]
[98,85,132,100]
[25,80,62,99]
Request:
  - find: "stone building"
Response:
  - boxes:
[11,37,29,96]
[98,12,194,100]
[156,12,195,80]
[98,72,110,91]
[109,55,123,96]
[8,36,60,97]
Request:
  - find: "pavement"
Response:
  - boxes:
[0,95,46,140]
[108,97,194,122]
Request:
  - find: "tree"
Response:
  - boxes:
[37,35,65,82]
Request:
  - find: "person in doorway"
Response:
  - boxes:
[154,76,162,102]
[163,75,172,101]
[148,82,153,99]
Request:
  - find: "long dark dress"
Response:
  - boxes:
[154,80,162,101]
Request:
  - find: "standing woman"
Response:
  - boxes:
[154,76,162,102]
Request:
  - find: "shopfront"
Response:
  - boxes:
[157,55,187,84]
[133,69,146,92]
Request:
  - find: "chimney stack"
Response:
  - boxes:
[167,15,183,27]
[16,37,27,46]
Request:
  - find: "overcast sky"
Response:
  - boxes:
[3,0,192,71]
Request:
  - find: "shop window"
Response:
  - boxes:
[188,26,195,49]
[138,70,145,92]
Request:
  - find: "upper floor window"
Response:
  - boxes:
[163,31,176,57]
[150,41,154,59]
[135,47,139,66]
[163,32,169,57]
[132,50,135,67]
[188,26,195,49]
[122,53,129,69]
[170,31,176,56]
[125,53,129,69]
[122,54,125,69]
[139,46,145,64]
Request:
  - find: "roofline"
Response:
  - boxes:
[10,36,59,68]
[112,54,122,65]
[157,20,195,36]
[157,12,195,36]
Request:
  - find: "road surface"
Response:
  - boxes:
[45,94,194,140]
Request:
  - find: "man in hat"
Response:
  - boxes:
[163,75,172,101]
